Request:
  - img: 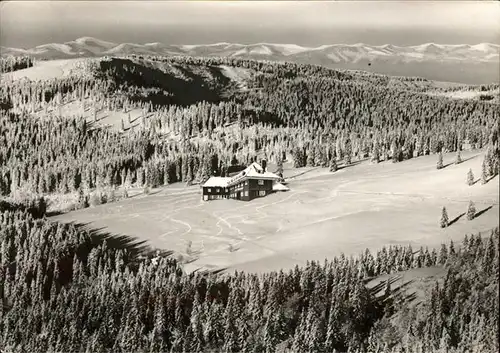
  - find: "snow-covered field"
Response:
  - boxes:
[1,58,93,82]
[51,150,499,274]
[366,266,446,304]
[28,100,151,131]
[219,65,252,91]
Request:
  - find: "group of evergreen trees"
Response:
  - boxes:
[464,148,499,187]
[440,201,479,228]
[1,55,498,213]
[0,209,498,352]
[0,56,34,74]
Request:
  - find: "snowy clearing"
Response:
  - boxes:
[1,58,94,82]
[51,150,499,274]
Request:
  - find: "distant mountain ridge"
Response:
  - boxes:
[2,37,499,84]
[2,36,498,61]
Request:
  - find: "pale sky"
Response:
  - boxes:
[1,1,499,48]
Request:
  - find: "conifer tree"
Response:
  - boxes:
[276,156,284,179]
[371,141,380,164]
[438,244,448,265]
[481,158,488,184]
[467,169,474,186]
[307,148,315,167]
[313,145,323,167]
[455,149,462,164]
[344,140,352,165]
[440,207,449,228]
[329,158,337,172]
[467,201,476,220]
[437,151,444,170]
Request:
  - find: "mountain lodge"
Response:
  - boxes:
[202,161,287,201]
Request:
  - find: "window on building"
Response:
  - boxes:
[244,191,248,197]
[216,188,219,193]
[259,190,266,197]
[258,179,264,185]
[207,188,212,192]
[245,180,248,185]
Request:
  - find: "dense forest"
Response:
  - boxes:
[0,55,498,213]
[0,209,498,352]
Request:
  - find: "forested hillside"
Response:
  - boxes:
[0,209,498,352]
[0,56,34,73]
[1,55,498,213]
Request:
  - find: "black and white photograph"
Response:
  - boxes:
[0,0,499,352]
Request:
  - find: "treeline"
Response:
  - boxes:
[0,209,498,352]
[0,56,34,74]
[0,109,256,201]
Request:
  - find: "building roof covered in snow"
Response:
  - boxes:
[202,162,281,188]
[202,177,231,188]
[227,162,281,186]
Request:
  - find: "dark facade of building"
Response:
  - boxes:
[202,178,275,201]
[201,162,281,201]
[202,183,229,201]
[227,178,274,201]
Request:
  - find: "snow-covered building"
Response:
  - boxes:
[201,161,284,201]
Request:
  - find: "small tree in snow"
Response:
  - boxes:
[440,207,449,228]
[436,151,444,170]
[455,149,462,164]
[276,156,284,178]
[371,141,380,164]
[481,158,488,184]
[329,158,337,172]
[467,201,476,221]
[485,146,498,176]
[467,169,474,186]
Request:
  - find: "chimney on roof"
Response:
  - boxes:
[261,159,267,172]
